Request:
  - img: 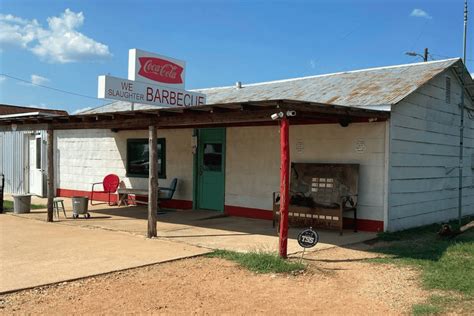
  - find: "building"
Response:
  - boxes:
[1,59,473,232]
[0,104,68,195]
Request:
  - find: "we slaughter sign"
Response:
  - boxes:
[98,75,205,107]
[128,49,186,89]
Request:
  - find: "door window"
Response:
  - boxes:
[35,137,41,170]
[203,143,222,171]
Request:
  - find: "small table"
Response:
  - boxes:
[117,189,149,206]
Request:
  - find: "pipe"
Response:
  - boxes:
[458,0,468,227]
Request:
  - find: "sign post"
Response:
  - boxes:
[97,49,206,240]
[297,227,319,262]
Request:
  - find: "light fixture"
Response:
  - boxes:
[339,118,351,127]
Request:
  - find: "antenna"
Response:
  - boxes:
[463,0,468,63]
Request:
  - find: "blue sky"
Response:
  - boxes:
[0,0,472,113]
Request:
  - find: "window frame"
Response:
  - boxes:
[126,138,166,179]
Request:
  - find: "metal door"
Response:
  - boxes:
[196,128,225,211]
[28,134,44,196]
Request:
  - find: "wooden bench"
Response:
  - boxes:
[117,179,177,207]
[117,188,149,206]
[272,163,359,235]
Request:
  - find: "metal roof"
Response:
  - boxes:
[0,104,68,116]
[82,58,465,114]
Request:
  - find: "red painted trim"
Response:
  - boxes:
[161,199,193,209]
[56,188,192,209]
[225,205,383,232]
[344,218,384,232]
[224,205,274,220]
[125,195,192,209]
[56,188,118,203]
[57,188,383,231]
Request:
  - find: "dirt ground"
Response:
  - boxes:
[0,243,429,315]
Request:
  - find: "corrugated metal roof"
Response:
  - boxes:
[83,58,461,114]
[0,104,68,116]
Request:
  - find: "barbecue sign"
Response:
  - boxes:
[98,48,205,108]
[297,228,319,248]
[98,75,205,107]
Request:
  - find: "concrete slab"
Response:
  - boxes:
[6,195,376,255]
[0,215,210,294]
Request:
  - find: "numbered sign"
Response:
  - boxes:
[297,228,319,248]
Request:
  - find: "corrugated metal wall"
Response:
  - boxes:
[0,130,46,195]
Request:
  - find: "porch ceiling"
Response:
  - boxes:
[0,99,389,131]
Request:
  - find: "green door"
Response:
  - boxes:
[196,128,226,211]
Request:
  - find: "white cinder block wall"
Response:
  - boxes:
[388,69,474,230]
[226,122,387,222]
[56,122,387,224]
[55,128,194,202]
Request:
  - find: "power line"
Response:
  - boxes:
[0,73,106,101]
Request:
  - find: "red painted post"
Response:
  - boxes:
[279,117,290,258]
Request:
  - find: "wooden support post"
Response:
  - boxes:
[147,125,158,238]
[279,117,290,258]
[46,128,54,222]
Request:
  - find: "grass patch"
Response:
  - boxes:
[2,200,46,212]
[412,303,442,316]
[412,295,470,315]
[369,217,474,314]
[3,200,13,211]
[207,250,305,274]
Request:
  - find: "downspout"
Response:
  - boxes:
[458,0,468,226]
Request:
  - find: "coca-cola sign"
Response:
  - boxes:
[138,57,184,84]
[129,49,186,89]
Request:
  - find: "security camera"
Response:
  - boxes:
[286,110,296,117]
[271,112,284,120]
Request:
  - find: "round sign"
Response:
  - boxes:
[297,228,319,248]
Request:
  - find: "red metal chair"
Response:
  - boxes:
[90,174,120,206]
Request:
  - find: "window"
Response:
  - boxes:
[203,143,223,171]
[446,76,451,104]
[126,138,166,178]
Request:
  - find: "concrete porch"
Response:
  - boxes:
[6,195,376,254]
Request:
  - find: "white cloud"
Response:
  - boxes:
[309,59,316,69]
[0,77,5,83]
[31,74,50,85]
[73,106,92,114]
[410,9,432,19]
[0,9,112,63]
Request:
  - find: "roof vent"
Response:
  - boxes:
[235,81,242,89]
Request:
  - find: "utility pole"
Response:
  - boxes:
[405,48,429,62]
[458,0,468,227]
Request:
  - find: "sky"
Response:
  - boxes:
[0,0,472,114]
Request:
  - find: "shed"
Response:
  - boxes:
[0,104,67,195]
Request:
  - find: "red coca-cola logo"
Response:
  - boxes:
[138,57,184,84]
